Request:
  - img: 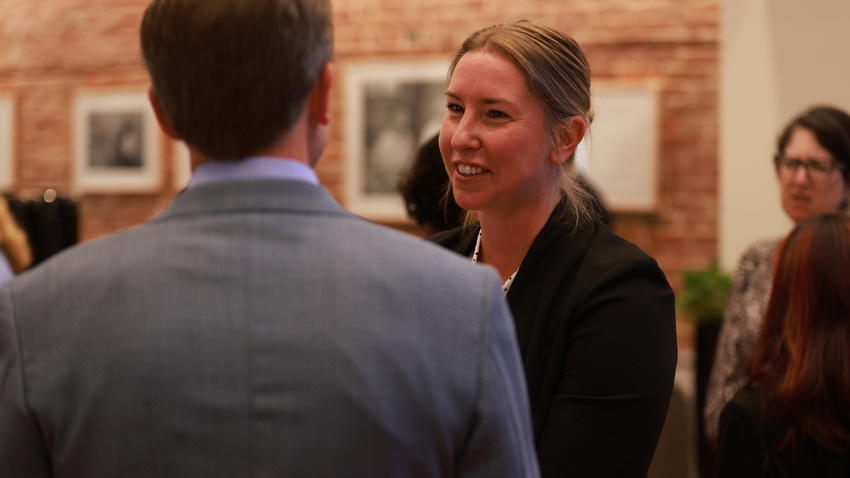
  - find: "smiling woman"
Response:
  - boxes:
[430,21,677,478]
[441,51,559,222]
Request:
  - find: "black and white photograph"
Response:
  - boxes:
[87,112,145,169]
[345,61,447,220]
[74,91,160,192]
[0,96,12,191]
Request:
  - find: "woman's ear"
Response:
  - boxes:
[550,116,587,165]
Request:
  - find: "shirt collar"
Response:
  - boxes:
[187,156,319,189]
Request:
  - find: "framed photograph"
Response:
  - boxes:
[0,95,13,191]
[74,91,160,192]
[575,82,660,212]
[345,60,449,221]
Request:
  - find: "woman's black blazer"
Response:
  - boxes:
[431,204,677,478]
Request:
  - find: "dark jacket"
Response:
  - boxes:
[430,203,677,477]
[717,387,850,478]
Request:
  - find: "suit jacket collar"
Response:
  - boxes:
[153,178,350,223]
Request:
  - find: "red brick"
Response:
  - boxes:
[0,0,720,323]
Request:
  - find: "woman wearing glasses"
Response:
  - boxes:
[705,105,850,443]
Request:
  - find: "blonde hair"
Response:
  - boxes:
[449,20,598,228]
[0,197,32,273]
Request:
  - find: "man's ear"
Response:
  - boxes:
[550,116,587,165]
[309,62,333,126]
[148,88,178,139]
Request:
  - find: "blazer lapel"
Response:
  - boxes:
[506,207,593,354]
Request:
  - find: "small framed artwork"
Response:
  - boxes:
[73,91,160,192]
[575,82,660,212]
[345,60,449,221]
[0,95,13,191]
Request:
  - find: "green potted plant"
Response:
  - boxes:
[679,263,732,478]
[680,263,731,325]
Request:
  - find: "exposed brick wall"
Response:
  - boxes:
[0,0,719,311]
[328,0,721,296]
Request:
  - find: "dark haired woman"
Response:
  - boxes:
[398,134,464,234]
[706,106,850,442]
[715,214,850,477]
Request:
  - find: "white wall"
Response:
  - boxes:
[720,0,850,269]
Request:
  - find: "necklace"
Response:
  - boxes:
[472,230,518,294]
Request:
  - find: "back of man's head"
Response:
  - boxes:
[140,0,333,160]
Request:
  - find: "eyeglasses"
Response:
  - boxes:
[775,155,846,182]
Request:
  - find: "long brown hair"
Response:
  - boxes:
[747,213,850,452]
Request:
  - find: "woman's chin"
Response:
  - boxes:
[453,194,484,212]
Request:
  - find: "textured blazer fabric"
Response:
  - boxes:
[0,178,539,478]
[431,201,677,478]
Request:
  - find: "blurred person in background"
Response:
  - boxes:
[0,196,31,282]
[399,133,465,234]
[706,105,850,443]
[715,213,850,477]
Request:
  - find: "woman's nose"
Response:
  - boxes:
[450,116,481,151]
[791,164,812,184]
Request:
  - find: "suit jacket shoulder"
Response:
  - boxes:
[0,179,539,478]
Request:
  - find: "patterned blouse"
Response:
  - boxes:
[704,238,780,443]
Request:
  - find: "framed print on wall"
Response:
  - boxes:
[0,95,13,191]
[74,91,160,193]
[575,82,660,213]
[345,60,449,221]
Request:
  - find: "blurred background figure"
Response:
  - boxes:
[398,133,464,235]
[715,213,850,477]
[4,192,78,268]
[706,106,850,443]
[0,196,31,283]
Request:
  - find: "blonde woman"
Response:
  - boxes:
[431,21,677,477]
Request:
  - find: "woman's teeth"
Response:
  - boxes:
[458,164,484,176]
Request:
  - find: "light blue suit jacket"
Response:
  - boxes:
[0,178,538,477]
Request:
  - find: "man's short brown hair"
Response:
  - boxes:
[141,0,332,159]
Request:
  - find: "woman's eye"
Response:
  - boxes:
[447,103,464,114]
[486,110,509,120]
